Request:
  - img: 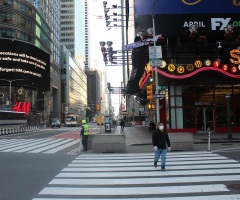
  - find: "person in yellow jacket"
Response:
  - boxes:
[81,119,89,151]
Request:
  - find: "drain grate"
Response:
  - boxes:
[227,184,240,191]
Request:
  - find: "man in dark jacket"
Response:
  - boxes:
[152,122,171,171]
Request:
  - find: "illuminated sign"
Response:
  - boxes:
[194,60,202,68]
[135,0,240,38]
[233,0,240,6]
[213,60,221,67]
[182,0,201,6]
[168,64,176,72]
[230,49,240,64]
[231,66,238,73]
[13,101,31,115]
[204,59,211,66]
[177,66,185,74]
[0,39,50,90]
[222,64,229,71]
[186,64,194,71]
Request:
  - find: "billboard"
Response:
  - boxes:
[135,0,240,15]
[135,0,240,37]
[0,39,50,91]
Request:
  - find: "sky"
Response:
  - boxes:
[98,0,124,116]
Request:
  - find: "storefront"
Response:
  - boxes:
[125,0,240,134]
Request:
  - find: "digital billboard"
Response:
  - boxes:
[135,0,240,15]
[135,0,240,37]
[0,39,50,91]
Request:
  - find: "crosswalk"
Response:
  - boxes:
[33,152,240,199]
[0,138,80,154]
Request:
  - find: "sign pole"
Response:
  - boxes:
[152,0,160,123]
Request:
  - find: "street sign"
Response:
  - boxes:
[149,46,162,67]
[158,86,168,90]
[153,94,165,99]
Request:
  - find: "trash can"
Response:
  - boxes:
[105,123,111,132]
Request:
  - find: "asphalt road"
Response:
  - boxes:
[0,127,81,200]
[0,124,240,200]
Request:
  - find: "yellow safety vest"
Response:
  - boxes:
[82,124,89,135]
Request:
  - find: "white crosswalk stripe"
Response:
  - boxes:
[0,138,79,154]
[33,152,240,199]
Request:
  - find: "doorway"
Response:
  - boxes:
[196,107,214,133]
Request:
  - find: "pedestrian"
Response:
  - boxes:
[112,119,117,131]
[149,120,156,131]
[120,118,125,131]
[152,122,171,171]
[81,119,89,151]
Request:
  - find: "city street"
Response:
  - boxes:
[0,124,240,199]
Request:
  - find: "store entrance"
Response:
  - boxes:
[196,107,214,133]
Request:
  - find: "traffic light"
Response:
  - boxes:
[149,71,154,82]
[146,84,153,100]
[148,103,156,110]
[96,104,101,111]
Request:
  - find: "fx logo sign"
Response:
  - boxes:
[211,18,231,30]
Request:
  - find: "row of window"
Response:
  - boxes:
[61,21,74,25]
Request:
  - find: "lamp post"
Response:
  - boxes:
[0,79,23,109]
[225,94,232,139]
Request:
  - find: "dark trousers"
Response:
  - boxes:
[82,135,88,151]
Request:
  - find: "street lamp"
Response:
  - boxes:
[0,79,23,108]
[225,94,232,139]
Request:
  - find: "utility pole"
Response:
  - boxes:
[150,0,161,123]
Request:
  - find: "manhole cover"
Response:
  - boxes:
[227,184,240,191]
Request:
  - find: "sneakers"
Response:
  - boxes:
[161,167,166,172]
[154,162,157,168]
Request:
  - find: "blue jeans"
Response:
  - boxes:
[154,149,167,168]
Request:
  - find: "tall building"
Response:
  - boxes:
[60,0,85,64]
[0,0,61,126]
[60,45,87,121]
[85,70,101,118]
[126,0,240,134]
[30,0,62,120]
[83,0,109,116]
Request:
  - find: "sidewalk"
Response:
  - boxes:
[112,125,240,153]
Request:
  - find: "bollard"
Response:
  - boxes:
[208,128,211,151]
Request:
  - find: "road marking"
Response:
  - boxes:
[32,195,240,200]
[39,184,228,196]
[43,139,80,154]
[30,152,240,199]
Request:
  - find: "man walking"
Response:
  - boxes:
[120,118,125,131]
[152,122,171,171]
[81,119,89,151]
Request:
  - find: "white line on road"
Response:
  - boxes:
[39,184,228,196]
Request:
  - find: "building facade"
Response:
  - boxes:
[126,0,240,134]
[60,45,87,122]
[0,0,60,126]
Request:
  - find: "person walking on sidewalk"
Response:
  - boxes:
[152,122,171,171]
[120,118,125,131]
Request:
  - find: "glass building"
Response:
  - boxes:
[0,0,61,126]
